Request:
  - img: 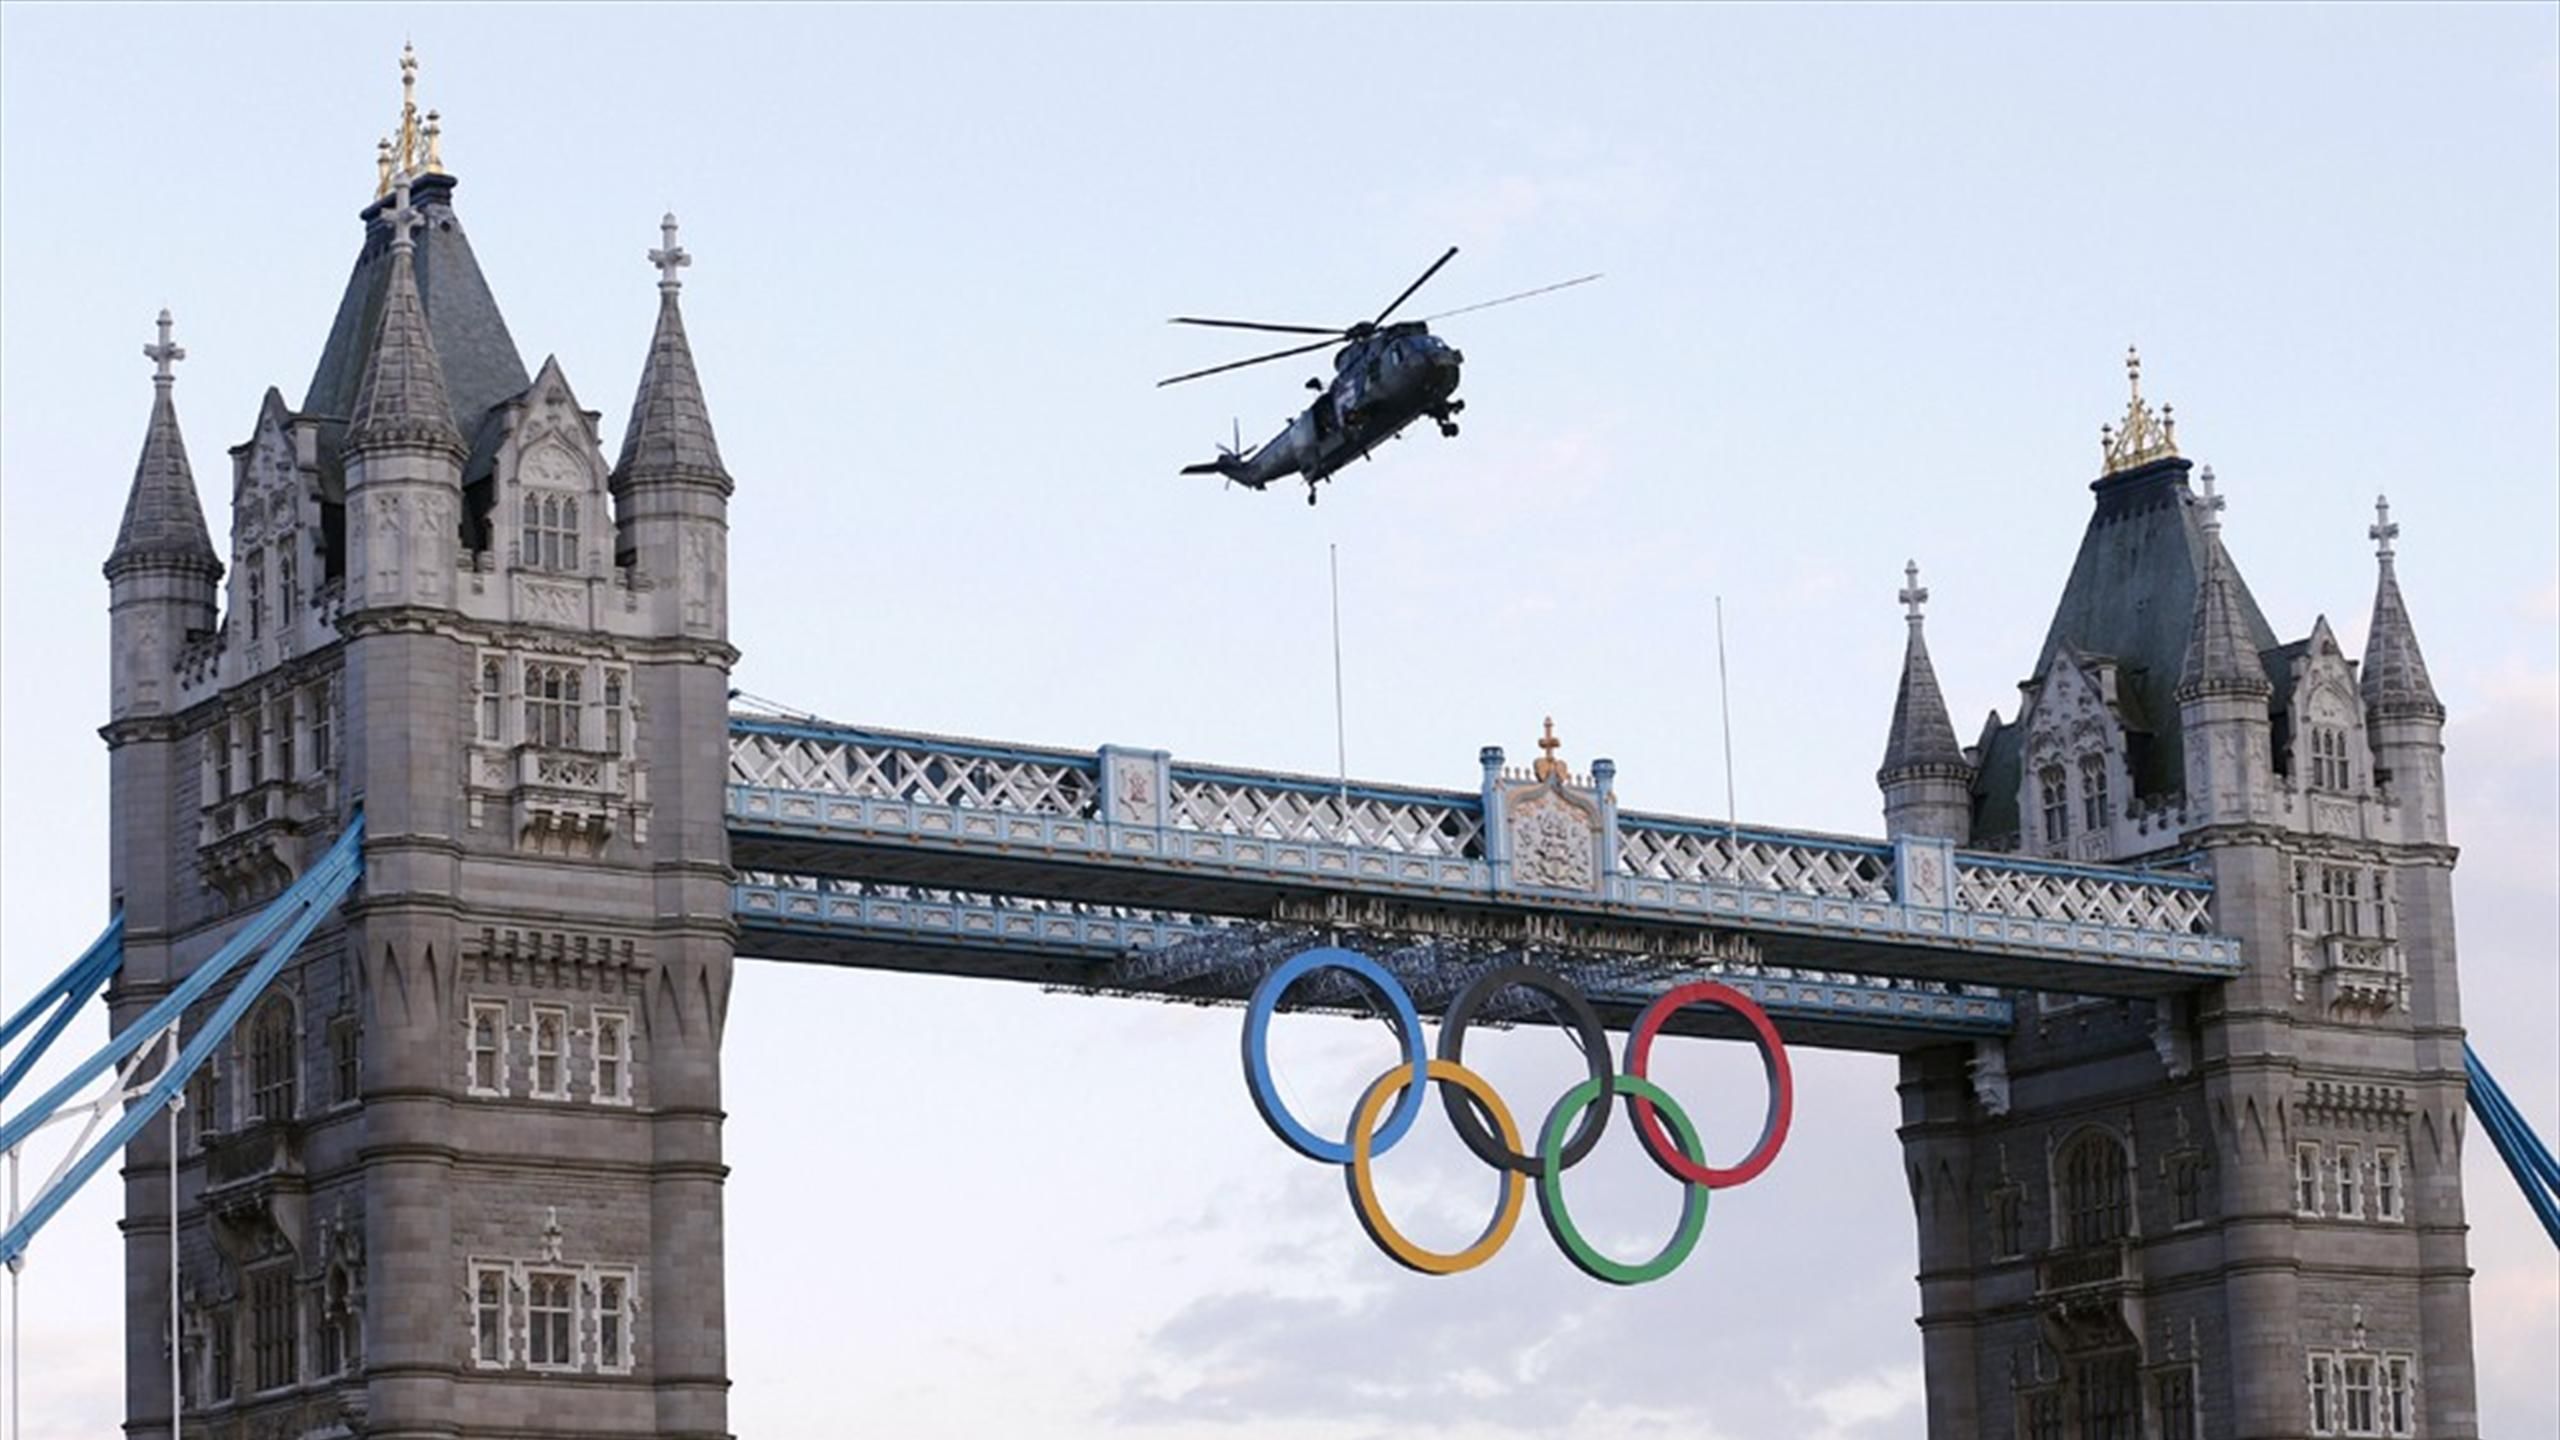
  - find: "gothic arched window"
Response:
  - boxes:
[522,494,580,574]
[522,664,581,749]
[248,998,296,1124]
[2059,1128,2129,1248]
[246,552,266,641]
[2310,725,2352,791]
[2039,765,2070,845]
[480,659,504,742]
[2080,754,2110,831]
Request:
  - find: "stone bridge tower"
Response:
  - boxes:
[105,52,735,1439]
[1881,354,2475,1438]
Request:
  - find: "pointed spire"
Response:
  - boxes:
[346,181,465,460]
[2179,469,2269,700]
[1882,560,1968,774]
[614,213,729,488]
[106,309,219,577]
[2361,493,2442,719]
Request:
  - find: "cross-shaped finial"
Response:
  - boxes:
[650,212,691,292]
[2196,464,2224,536]
[383,178,420,252]
[144,308,185,386]
[1898,559,1929,625]
[2370,493,2398,563]
[1531,716,1568,781]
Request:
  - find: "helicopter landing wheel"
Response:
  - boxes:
[1449,400,1465,413]
[1305,488,1319,507]
[1439,422,1460,438]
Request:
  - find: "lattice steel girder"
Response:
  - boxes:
[726,717,2238,997]
[732,880,2013,1054]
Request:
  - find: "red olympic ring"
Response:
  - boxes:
[1621,980,1794,1189]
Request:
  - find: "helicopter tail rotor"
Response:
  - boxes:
[1181,420,1264,490]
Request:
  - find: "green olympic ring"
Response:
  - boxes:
[1537,1073,1712,1285]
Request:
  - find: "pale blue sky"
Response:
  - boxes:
[3,5,2554,1437]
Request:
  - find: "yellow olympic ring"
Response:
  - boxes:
[1345,1058,1528,1275]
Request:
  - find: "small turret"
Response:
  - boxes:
[343,180,466,616]
[2360,495,2448,842]
[346,184,465,463]
[105,309,220,719]
[2175,467,2272,824]
[1878,560,1973,842]
[610,213,732,639]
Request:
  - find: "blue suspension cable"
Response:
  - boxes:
[0,915,123,1104]
[0,815,364,1265]
[2465,1041,2560,1248]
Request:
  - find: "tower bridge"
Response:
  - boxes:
[6,45,2543,1440]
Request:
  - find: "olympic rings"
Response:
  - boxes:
[1537,1074,1711,1286]
[1347,1059,1527,1275]
[1241,947,1430,1164]
[1623,980,1794,1189]
[1240,950,1795,1284]
[1438,964,1612,1176]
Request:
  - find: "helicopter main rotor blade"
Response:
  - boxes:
[1157,335,1342,388]
[1373,245,1460,327]
[1170,317,1347,337]
[1420,272,1605,324]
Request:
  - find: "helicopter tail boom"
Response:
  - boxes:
[1180,454,1265,488]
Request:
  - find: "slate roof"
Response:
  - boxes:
[2180,534,2273,699]
[1882,620,1968,775]
[346,205,466,459]
[613,288,728,488]
[303,174,527,465]
[107,380,219,574]
[2362,557,2442,718]
[1971,457,2280,839]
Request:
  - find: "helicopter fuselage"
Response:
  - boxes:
[1189,323,1465,500]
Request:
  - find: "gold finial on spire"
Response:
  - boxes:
[375,42,448,198]
[1532,717,1567,783]
[2100,345,2180,475]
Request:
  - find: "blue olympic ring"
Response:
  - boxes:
[1240,947,1430,1164]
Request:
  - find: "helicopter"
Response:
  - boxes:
[1161,247,1598,505]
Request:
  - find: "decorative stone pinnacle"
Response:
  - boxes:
[1532,716,1567,783]
[2100,345,2181,475]
[2196,464,2224,537]
[2370,493,2399,564]
[651,212,691,293]
[144,308,185,386]
[375,41,447,198]
[1899,559,1929,626]
[383,178,420,253]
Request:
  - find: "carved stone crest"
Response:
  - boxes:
[1510,792,1595,890]
[1114,759,1158,826]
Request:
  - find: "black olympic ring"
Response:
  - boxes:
[1437,963,1614,1177]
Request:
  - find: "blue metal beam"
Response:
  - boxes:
[733,877,2014,1052]
[0,914,123,1104]
[0,817,363,1265]
[2465,1041,2560,1248]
